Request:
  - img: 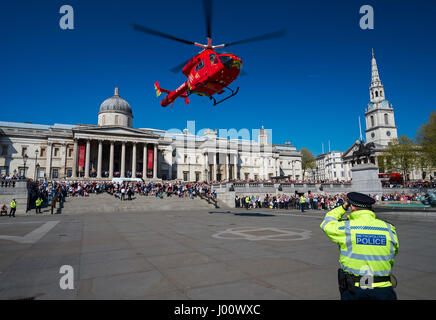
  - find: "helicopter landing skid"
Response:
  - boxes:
[210,86,239,106]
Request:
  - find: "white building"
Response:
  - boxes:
[316,151,351,181]
[0,87,302,182]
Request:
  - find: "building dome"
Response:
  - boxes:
[98,87,133,127]
[98,87,132,116]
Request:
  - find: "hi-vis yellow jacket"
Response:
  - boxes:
[320,205,399,288]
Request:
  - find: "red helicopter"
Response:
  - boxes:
[132,0,284,107]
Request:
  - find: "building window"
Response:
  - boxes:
[40,148,46,157]
[0,167,8,175]
[52,168,59,178]
[184,155,188,163]
[384,113,389,125]
[54,148,59,157]
[102,115,106,125]
[195,172,200,182]
[1,145,7,156]
[68,148,73,158]
[38,168,45,178]
[370,116,374,127]
[115,115,119,125]
[183,171,188,181]
[67,169,72,177]
[375,91,379,97]
[21,147,27,156]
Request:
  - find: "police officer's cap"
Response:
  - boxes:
[346,192,375,208]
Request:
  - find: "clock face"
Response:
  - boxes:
[369,103,374,109]
[382,101,388,107]
[371,132,375,138]
[386,131,391,137]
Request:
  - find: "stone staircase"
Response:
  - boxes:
[56,193,217,214]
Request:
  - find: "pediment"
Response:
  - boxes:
[73,125,158,139]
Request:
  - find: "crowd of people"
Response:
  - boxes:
[235,191,428,211]
[235,194,347,211]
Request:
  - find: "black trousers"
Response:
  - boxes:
[340,286,397,300]
[9,208,16,217]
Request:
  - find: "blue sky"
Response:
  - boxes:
[1,0,435,156]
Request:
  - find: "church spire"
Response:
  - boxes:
[371,48,382,87]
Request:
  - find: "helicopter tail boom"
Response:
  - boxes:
[159,81,190,107]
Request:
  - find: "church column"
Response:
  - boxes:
[97,140,103,179]
[72,139,78,178]
[132,142,137,178]
[121,142,126,178]
[143,144,148,179]
[153,144,158,179]
[84,140,90,178]
[109,141,114,179]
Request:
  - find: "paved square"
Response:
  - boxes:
[0,194,435,300]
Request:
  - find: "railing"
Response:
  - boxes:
[0,180,17,188]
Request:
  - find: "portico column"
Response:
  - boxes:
[84,140,91,178]
[97,140,103,179]
[225,154,229,181]
[132,142,137,178]
[143,144,148,179]
[121,142,126,178]
[72,139,78,178]
[212,153,217,182]
[153,144,157,179]
[233,154,237,181]
[276,158,280,176]
[109,141,114,179]
[168,149,173,180]
[46,142,53,179]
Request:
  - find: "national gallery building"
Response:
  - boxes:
[0,88,302,182]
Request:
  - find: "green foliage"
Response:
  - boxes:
[417,111,436,168]
[301,148,316,179]
[381,136,419,183]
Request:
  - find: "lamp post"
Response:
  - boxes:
[23,154,28,179]
[34,149,39,181]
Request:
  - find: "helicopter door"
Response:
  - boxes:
[191,59,206,87]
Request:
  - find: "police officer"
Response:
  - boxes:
[320,192,399,300]
[299,194,306,212]
[9,199,17,217]
[35,197,43,214]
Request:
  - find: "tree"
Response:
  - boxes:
[301,148,316,180]
[381,136,419,185]
[417,111,436,169]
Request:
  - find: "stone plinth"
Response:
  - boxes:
[351,163,383,195]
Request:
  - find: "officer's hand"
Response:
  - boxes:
[342,201,350,211]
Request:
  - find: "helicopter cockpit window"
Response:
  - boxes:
[195,60,204,72]
[219,55,233,68]
[210,53,218,64]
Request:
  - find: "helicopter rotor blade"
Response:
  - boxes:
[169,57,193,74]
[203,0,213,44]
[214,29,286,48]
[132,23,197,46]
